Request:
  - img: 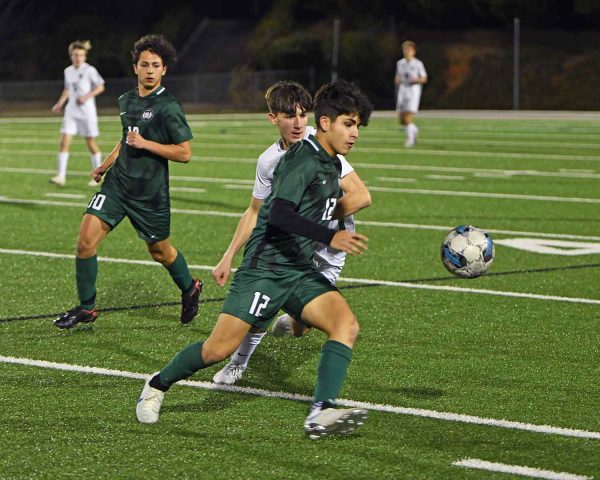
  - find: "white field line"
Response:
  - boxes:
[0,355,599,442]
[369,186,600,204]
[2,161,599,181]
[452,458,592,479]
[170,187,207,193]
[44,192,85,199]
[2,195,600,241]
[3,142,600,162]
[2,248,600,306]
[9,132,599,150]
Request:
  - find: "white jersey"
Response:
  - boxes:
[396,58,427,113]
[252,126,355,283]
[63,63,104,120]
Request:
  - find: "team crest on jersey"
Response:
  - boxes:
[141,108,154,122]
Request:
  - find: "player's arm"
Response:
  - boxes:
[125,134,192,163]
[333,171,371,219]
[51,89,69,113]
[412,75,428,85]
[77,84,106,104]
[269,198,368,255]
[92,141,120,181]
[212,196,264,286]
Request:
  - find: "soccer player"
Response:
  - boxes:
[50,40,106,187]
[211,81,371,385]
[53,35,202,329]
[395,40,427,147]
[136,79,373,440]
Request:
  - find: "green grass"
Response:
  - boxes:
[0,112,599,479]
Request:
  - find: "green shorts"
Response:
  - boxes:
[221,266,338,331]
[85,183,170,243]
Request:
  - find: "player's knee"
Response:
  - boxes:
[76,236,96,257]
[201,343,231,364]
[149,250,167,264]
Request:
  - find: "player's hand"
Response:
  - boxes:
[91,166,105,182]
[212,257,233,286]
[76,95,88,105]
[126,131,146,149]
[329,231,368,255]
[51,103,62,114]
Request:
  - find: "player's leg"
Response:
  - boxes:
[137,313,251,423]
[286,277,367,438]
[402,111,416,147]
[50,132,73,186]
[85,135,102,187]
[54,213,111,328]
[212,325,266,385]
[146,238,202,325]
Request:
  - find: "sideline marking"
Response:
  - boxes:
[1,194,599,241]
[452,458,592,479]
[2,248,600,306]
[0,355,599,441]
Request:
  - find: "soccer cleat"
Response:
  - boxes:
[404,138,415,148]
[271,314,292,337]
[49,175,66,187]
[212,362,245,385]
[304,401,368,440]
[53,306,97,329]
[180,278,202,324]
[136,373,165,424]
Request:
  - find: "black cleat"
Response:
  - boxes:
[180,278,202,324]
[54,306,98,329]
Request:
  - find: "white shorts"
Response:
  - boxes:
[60,116,99,138]
[396,86,422,113]
[313,250,345,285]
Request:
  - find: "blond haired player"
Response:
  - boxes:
[395,40,427,147]
[50,40,105,187]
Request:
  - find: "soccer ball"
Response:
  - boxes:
[440,225,494,278]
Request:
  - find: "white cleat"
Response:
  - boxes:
[136,372,165,424]
[271,314,292,337]
[404,138,415,148]
[49,175,66,187]
[304,402,368,440]
[212,362,245,385]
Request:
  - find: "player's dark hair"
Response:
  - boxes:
[265,81,312,115]
[313,79,373,130]
[131,34,177,66]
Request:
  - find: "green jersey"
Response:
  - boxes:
[103,86,193,204]
[242,135,342,271]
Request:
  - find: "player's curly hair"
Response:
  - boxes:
[68,40,91,54]
[131,34,177,66]
[265,81,312,116]
[313,79,373,130]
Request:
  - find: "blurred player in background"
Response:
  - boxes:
[50,40,105,187]
[53,34,202,329]
[211,80,371,385]
[136,79,373,440]
[395,40,427,147]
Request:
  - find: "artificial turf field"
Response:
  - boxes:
[0,111,598,479]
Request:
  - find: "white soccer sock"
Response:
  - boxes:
[91,152,102,169]
[231,331,267,369]
[406,123,417,141]
[57,152,69,178]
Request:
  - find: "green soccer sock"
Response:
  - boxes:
[165,250,194,293]
[313,340,353,404]
[76,256,98,310]
[158,341,206,388]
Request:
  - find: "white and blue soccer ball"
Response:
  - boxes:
[441,225,494,278]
